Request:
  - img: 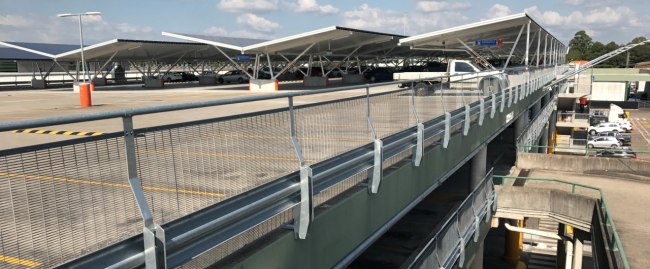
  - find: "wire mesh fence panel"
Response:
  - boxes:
[416,240,439,269]
[369,89,413,139]
[413,83,448,123]
[134,110,299,225]
[0,136,141,269]
[294,97,372,163]
[435,219,459,265]
[457,196,475,237]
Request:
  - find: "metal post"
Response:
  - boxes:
[366,85,382,193]
[536,29,541,66]
[288,96,312,240]
[78,15,88,83]
[92,51,118,80]
[266,54,274,78]
[503,24,525,70]
[122,116,165,269]
[543,34,548,66]
[410,82,423,166]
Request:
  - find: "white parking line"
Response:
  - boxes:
[633,119,650,148]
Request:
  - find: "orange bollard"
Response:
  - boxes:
[79,83,92,107]
[90,81,95,92]
[274,79,279,91]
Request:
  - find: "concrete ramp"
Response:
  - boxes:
[516,152,650,175]
[495,186,596,232]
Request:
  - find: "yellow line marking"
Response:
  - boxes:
[0,255,42,267]
[63,131,74,135]
[0,172,224,197]
[35,130,46,134]
[138,149,316,163]
[76,132,88,136]
[91,132,103,136]
[49,130,59,135]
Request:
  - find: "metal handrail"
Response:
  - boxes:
[1,65,563,269]
[0,65,555,132]
[493,175,630,269]
[517,144,650,156]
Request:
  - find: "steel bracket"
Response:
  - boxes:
[521,84,526,100]
[479,99,485,126]
[443,112,451,148]
[474,215,481,243]
[294,165,313,239]
[143,225,166,269]
[368,139,383,193]
[413,123,423,166]
[513,85,518,103]
[463,104,471,136]
[458,236,465,268]
[491,92,497,117]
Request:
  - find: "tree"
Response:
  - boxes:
[602,42,624,67]
[627,36,650,67]
[568,30,593,60]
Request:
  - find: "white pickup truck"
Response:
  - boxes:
[393,60,509,96]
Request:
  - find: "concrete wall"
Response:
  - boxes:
[516,152,650,175]
[495,186,596,230]
[198,76,217,85]
[342,74,364,84]
[92,77,107,86]
[591,82,626,101]
[144,78,164,88]
[249,79,278,92]
[30,79,46,89]
[227,78,547,269]
[303,76,328,87]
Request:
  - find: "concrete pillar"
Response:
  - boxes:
[539,127,549,154]
[573,235,583,269]
[469,242,484,269]
[503,219,521,265]
[514,113,526,146]
[532,99,541,119]
[469,146,487,193]
[565,238,574,269]
[556,223,567,268]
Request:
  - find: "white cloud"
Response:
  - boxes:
[236,13,280,32]
[522,5,644,43]
[0,14,155,43]
[341,3,468,36]
[416,1,472,13]
[217,0,279,13]
[203,26,228,36]
[202,27,275,39]
[284,0,339,14]
[484,4,512,20]
[564,0,619,7]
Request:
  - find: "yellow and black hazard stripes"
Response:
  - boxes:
[11,129,103,136]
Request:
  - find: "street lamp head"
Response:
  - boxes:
[84,12,101,15]
[57,13,74,17]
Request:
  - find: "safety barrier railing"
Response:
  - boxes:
[0,65,564,269]
[493,175,630,269]
[517,144,650,157]
[405,170,496,269]
[570,138,589,147]
[516,82,565,152]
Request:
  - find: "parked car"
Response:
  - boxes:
[364,67,394,82]
[587,136,621,149]
[596,149,637,159]
[590,131,631,146]
[259,67,281,79]
[615,120,634,133]
[158,72,183,82]
[295,67,325,79]
[398,62,448,73]
[588,122,622,135]
[329,68,349,77]
[177,72,198,81]
[218,70,249,84]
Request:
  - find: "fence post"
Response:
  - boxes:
[288,96,313,239]
[366,85,383,193]
[122,116,166,269]
[411,82,423,166]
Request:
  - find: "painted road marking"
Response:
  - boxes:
[0,255,42,267]
[138,149,317,163]
[12,129,103,136]
[633,120,650,150]
[0,172,224,197]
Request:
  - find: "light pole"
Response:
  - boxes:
[57,12,101,84]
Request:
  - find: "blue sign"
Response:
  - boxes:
[475,40,498,46]
[235,55,251,61]
[592,75,595,81]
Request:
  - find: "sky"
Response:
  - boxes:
[1,0,649,46]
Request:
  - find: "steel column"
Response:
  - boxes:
[92,51,118,80]
[503,25,525,70]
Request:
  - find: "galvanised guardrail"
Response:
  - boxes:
[493,175,630,269]
[0,65,565,269]
[404,169,496,269]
